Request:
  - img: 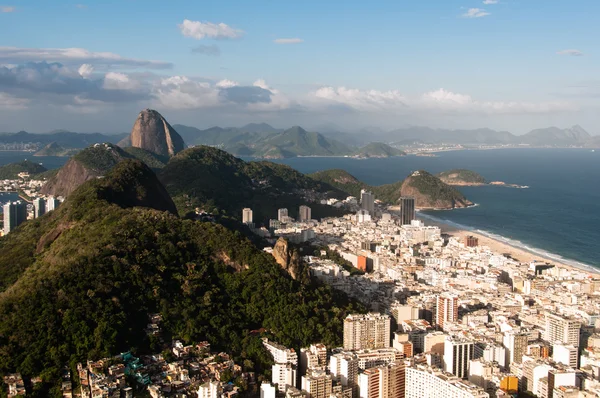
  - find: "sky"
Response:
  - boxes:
[0,0,598,134]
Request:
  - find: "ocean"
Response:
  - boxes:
[265,149,600,269]
[1,148,598,268]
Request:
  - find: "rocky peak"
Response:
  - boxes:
[272,237,307,282]
[130,109,185,157]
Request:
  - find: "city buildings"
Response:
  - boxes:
[444,336,474,379]
[33,197,46,218]
[405,367,489,398]
[545,313,581,347]
[398,197,415,226]
[46,195,61,212]
[360,190,375,215]
[299,205,312,222]
[278,208,290,222]
[3,201,27,235]
[242,208,253,224]
[344,314,391,351]
[436,294,459,329]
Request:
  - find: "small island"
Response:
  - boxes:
[437,169,528,189]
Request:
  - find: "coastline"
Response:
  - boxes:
[417,213,600,277]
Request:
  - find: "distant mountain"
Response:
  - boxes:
[173,124,355,158]
[0,130,126,148]
[129,109,185,157]
[309,169,472,209]
[353,142,406,158]
[384,126,516,145]
[585,136,600,148]
[33,142,79,157]
[520,125,591,146]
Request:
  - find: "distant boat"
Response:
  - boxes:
[592,150,596,152]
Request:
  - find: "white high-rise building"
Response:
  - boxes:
[197,381,220,398]
[360,190,375,215]
[545,313,580,347]
[3,201,27,235]
[330,353,359,394]
[405,367,489,398]
[33,197,46,219]
[46,196,61,212]
[444,336,474,379]
[344,314,391,351]
[300,344,327,374]
[242,208,253,224]
[503,331,528,366]
[261,382,277,398]
[553,343,578,368]
[273,363,297,392]
[278,208,289,222]
[301,370,332,398]
[299,205,311,222]
[263,339,298,366]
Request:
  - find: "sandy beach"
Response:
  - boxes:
[418,216,600,277]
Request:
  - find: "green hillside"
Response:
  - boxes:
[157,146,346,219]
[0,160,362,393]
[353,142,406,158]
[0,160,47,179]
[437,169,486,185]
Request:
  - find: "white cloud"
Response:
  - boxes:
[274,38,304,44]
[482,0,498,4]
[557,49,584,56]
[0,47,172,69]
[154,76,221,109]
[78,64,94,78]
[103,72,140,90]
[1,6,15,13]
[462,8,490,18]
[215,79,238,88]
[313,86,574,114]
[178,19,244,40]
[0,92,28,109]
[315,86,406,110]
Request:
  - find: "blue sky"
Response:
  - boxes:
[0,0,598,134]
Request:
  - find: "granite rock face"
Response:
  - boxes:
[272,237,306,281]
[130,109,185,157]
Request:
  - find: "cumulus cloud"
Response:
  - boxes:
[557,49,584,56]
[315,86,406,110]
[0,62,150,105]
[314,86,574,114]
[482,0,498,4]
[78,64,94,78]
[0,47,172,69]
[274,38,304,44]
[0,92,28,110]
[191,44,221,56]
[215,79,238,88]
[179,20,244,40]
[1,6,15,13]
[462,8,490,18]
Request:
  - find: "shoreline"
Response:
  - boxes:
[417,213,600,277]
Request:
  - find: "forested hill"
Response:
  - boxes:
[0,160,362,395]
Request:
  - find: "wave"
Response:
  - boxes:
[417,212,598,272]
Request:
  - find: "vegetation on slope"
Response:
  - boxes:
[158,146,346,220]
[353,143,406,158]
[308,169,366,198]
[0,160,47,179]
[0,160,362,394]
[33,142,79,157]
[122,146,168,170]
[436,169,486,185]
